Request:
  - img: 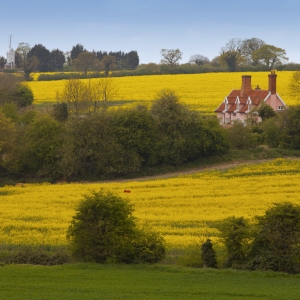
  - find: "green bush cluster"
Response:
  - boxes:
[67,190,165,264]
[0,90,229,181]
[216,202,300,273]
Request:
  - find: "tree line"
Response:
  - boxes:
[1,72,300,182]
[1,37,299,81]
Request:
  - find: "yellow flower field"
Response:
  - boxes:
[27,71,296,114]
[1,158,300,248]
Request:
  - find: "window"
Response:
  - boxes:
[278,106,285,110]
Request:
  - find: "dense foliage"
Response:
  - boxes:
[67,189,165,263]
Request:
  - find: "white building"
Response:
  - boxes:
[4,36,15,69]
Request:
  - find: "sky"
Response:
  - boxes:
[1,0,300,64]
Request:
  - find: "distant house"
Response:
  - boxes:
[214,71,287,125]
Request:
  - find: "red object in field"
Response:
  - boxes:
[124,189,131,193]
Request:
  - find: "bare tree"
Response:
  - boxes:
[189,54,210,66]
[160,49,182,66]
[241,38,265,65]
[219,39,245,71]
[289,71,300,104]
[73,52,100,75]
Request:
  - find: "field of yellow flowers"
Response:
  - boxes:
[27,71,296,114]
[1,158,300,248]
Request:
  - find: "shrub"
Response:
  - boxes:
[201,239,217,268]
[67,189,165,264]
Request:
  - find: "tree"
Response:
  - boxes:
[0,110,16,166]
[201,239,217,268]
[73,51,100,75]
[216,216,250,268]
[219,39,245,71]
[125,51,139,69]
[52,102,68,122]
[252,44,288,70]
[240,38,265,65]
[100,55,118,76]
[15,42,38,80]
[289,71,300,104]
[189,54,210,66]
[257,102,277,121]
[70,43,86,61]
[0,74,34,107]
[160,49,182,66]
[56,79,91,116]
[89,78,119,108]
[249,202,300,273]
[27,44,51,72]
[67,189,165,263]
[50,49,65,71]
[0,56,6,69]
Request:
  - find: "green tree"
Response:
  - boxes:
[52,102,68,122]
[249,202,300,273]
[201,239,218,268]
[50,49,65,71]
[73,51,100,75]
[160,49,182,66]
[60,114,141,178]
[257,102,277,121]
[70,43,86,61]
[67,189,165,263]
[280,105,300,149]
[27,44,51,72]
[100,55,118,76]
[0,56,6,68]
[252,44,288,70]
[0,110,16,166]
[0,74,34,108]
[216,216,250,268]
[112,107,158,166]
[124,51,139,69]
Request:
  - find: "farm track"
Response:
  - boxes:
[102,156,300,183]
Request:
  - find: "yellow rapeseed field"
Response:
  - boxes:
[1,158,300,248]
[27,71,296,114]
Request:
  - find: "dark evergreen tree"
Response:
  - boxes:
[125,51,139,69]
[70,43,86,61]
[201,239,217,268]
[50,49,65,71]
[27,44,51,72]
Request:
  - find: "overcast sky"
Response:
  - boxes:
[1,0,299,64]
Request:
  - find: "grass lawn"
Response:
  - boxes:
[1,264,300,300]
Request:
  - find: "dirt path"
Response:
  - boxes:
[104,157,300,183]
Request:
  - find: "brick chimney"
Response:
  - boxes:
[268,70,277,95]
[241,75,252,97]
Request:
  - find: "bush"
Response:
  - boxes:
[67,189,165,263]
[201,239,217,268]
[248,202,300,273]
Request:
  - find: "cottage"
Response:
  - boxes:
[214,71,287,125]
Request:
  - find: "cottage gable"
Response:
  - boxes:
[215,72,287,125]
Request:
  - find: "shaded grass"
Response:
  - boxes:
[0,263,300,300]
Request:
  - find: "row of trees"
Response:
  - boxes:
[160,38,290,72]
[0,43,139,79]
[0,85,229,181]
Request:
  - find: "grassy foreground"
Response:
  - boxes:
[1,264,299,300]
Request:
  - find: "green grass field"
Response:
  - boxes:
[1,264,300,300]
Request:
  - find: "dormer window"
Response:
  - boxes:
[225,99,228,110]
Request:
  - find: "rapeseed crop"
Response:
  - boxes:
[27,71,295,113]
[1,158,300,247]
